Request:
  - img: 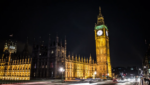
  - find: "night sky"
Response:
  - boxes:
[0,0,149,68]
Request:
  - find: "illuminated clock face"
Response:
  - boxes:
[9,46,15,49]
[97,30,103,36]
[106,31,108,36]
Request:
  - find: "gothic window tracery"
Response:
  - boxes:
[103,66,105,70]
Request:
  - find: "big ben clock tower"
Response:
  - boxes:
[95,7,112,78]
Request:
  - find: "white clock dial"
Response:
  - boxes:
[9,46,15,49]
[106,31,108,36]
[97,30,103,36]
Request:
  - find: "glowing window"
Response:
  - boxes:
[9,46,15,49]
[34,72,35,77]
[51,51,54,54]
[34,64,36,68]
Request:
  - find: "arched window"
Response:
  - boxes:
[103,66,105,70]
[100,73,102,77]
[66,63,68,69]
[67,72,68,77]
[100,41,103,46]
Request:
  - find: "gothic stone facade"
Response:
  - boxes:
[31,36,96,80]
[31,36,66,79]
[65,54,96,80]
[0,40,31,80]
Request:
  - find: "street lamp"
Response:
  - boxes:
[107,73,109,79]
[60,67,65,83]
[93,71,97,79]
[138,68,141,76]
[94,71,97,79]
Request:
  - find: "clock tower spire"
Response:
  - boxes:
[98,7,102,17]
[97,6,105,25]
[95,7,112,79]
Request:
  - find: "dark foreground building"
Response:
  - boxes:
[31,36,67,79]
[143,44,150,77]
[112,66,139,78]
[126,66,138,78]
[112,67,127,78]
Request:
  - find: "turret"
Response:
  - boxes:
[81,57,83,62]
[56,34,59,47]
[22,58,24,64]
[8,52,11,62]
[38,37,41,57]
[64,36,67,58]
[87,58,88,63]
[84,57,86,63]
[78,55,80,62]
[89,54,92,64]
[75,54,77,61]
[72,53,74,61]
[68,52,70,60]
[60,39,62,47]
[2,54,4,62]
[15,41,17,52]
[3,40,8,52]
[14,60,16,64]
[20,59,21,64]
[48,34,51,57]
[28,58,30,63]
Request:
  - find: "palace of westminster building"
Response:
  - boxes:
[0,7,112,80]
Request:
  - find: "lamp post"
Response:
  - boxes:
[139,68,141,76]
[107,73,109,79]
[60,67,65,83]
[94,71,97,79]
